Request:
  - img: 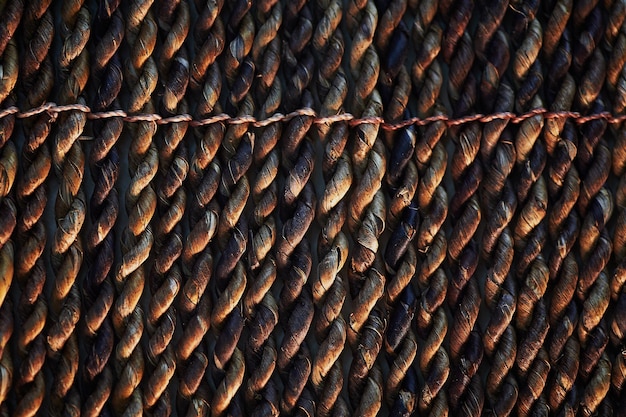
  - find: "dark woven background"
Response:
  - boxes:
[0,0,624,416]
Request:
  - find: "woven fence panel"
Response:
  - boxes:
[0,0,625,416]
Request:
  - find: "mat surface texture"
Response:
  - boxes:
[0,0,626,416]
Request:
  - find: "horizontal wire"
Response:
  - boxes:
[1,102,625,129]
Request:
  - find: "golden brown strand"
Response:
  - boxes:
[243,1,282,415]
[141,1,191,414]
[275,1,318,412]
[11,1,51,415]
[310,1,350,415]
[478,81,518,417]
[47,0,90,414]
[611,26,626,406]
[82,1,124,415]
[209,2,256,415]
[0,3,19,414]
[114,1,159,414]
[175,2,224,415]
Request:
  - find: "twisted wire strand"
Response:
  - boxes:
[2,100,626,128]
[345,1,386,415]
[82,0,124,415]
[274,1,317,414]
[209,2,255,415]
[174,1,224,415]
[243,1,282,415]
[141,1,191,414]
[113,0,159,414]
[0,2,20,414]
[310,1,350,415]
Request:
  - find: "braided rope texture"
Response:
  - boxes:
[2,0,626,416]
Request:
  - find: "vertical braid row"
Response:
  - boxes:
[83,0,124,415]
[310,1,349,416]
[475,3,517,415]
[609,2,626,412]
[13,1,51,416]
[409,3,449,417]
[441,0,484,414]
[575,97,613,417]
[504,3,551,416]
[115,0,158,414]
[345,1,385,416]
[0,1,20,414]
[275,1,316,414]
[244,1,281,415]
[479,20,515,417]
[48,0,90,413]
[176,1,224,415]
[209,2,254,414]
[541,2,580,414]
[376,1,421,415]
[571,3,613,415]
[143,1,190,414]
[477,46,519,416]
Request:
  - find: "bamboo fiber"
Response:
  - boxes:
[3,0,626,416]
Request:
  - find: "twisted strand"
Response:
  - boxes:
[10,1,51,416]
[611,41,626,413]
[411,1,443,121]
[544,126,581,415]
[274,113,317,414]
[446,71,483,417]
[82,1,124,415]
[345,1,386,414]
[406,3,450,415]
[0,3,19,413]
[570,2,606,113]
[113,1,159,413]
[478,58,518,416]
[273,0,318,414]
[377,3,420,410]
[209,2,255,414]
[574,97,612,415]
[174,1,224,415]
[310,2,350,414]
[242,2,282,414]
[499,9,551,417]
[516,348,550,417]
[47,1,91,413]
[141,1,191,414]
[415,143,449,417]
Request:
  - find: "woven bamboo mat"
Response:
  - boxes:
[0,0,625,416]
